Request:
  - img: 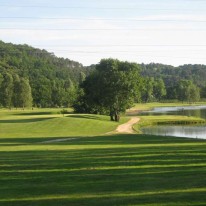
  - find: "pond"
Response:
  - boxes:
[140,105,206,139]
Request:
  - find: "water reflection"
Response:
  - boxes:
[142,125,206,139]
[141,105,206,119]
[141,105,206,139]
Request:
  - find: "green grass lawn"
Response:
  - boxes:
[0,108,206,205]
[0,109,128,138]
[0,134,206,206]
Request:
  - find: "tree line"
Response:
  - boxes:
[0,40,204,113]
[141,63,205,100]
[0,73,32,108]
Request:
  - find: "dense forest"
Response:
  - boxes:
[141,63,206,100]
[0,40,88,108]
[0,40,205,109]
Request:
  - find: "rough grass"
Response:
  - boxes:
[0,109,128,138]
[0,134,206,206]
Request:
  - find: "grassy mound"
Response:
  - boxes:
[0,109,128,138]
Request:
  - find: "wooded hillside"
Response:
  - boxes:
[0,40,206,108]
[0,41,87,107]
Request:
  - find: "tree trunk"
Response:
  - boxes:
[110,109,115,121]
[110,115,114,121]
[114,111,120,122]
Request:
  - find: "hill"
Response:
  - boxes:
[0,40,87,107]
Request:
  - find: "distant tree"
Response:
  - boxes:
[0,73,13,108]
[51,81,65,107]
[177,80,191,103]
[12,74,21,108]
[188,84,200,103]
[153,78,167,101]
[0,74,3,86]
[177,80,200,103]
[79,72,86,84]
[141,77,154,103]
[32,78,52,107]
[0,73,4,106]
[166,86,178,100]
[18,78,33,108]
[64,79,77,107]
[200,86,206,99]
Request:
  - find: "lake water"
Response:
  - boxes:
[140,105,206,139]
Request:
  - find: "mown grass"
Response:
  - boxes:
[0,108,206,205]
[0,134,206,206]
[0,109,128,138]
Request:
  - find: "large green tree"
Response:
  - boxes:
[74,59,141,121]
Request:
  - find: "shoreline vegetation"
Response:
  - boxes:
[133,115,206,134]
[127,102,206,114]
[128,102,206,133]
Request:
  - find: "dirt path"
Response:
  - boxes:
[115,117,140,134]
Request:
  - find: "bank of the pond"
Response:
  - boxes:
[127,102,206,116]
[133,115,206,133]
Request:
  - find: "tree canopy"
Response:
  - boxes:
[74,59,142,121]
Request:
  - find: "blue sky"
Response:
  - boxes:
[0,0,206,66]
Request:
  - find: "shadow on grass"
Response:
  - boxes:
[14,111,74,116]
[0,192,206,206]
[0,134,206,145]
[14,112,54,116]
[67,115,101,120]
[0,140,206,206]
[0,117,56,124]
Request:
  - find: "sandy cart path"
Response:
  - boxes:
[115,117,140,133]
